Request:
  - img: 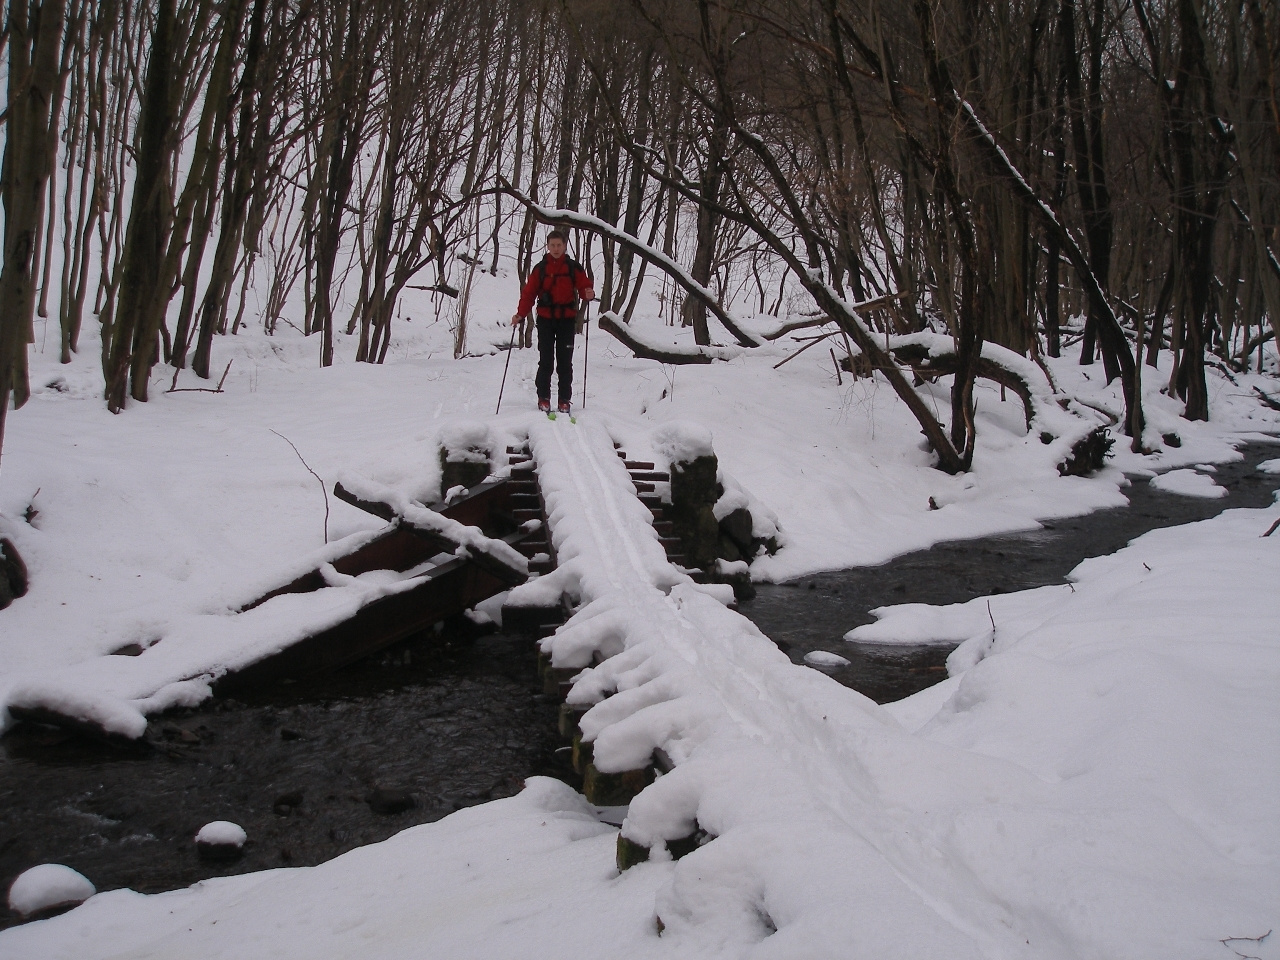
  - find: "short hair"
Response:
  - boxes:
[547,229,568,244]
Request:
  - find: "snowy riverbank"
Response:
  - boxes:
[4,492,1277,959]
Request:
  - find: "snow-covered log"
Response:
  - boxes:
[597,312,744,365]
[859,332,1113,475]
[876,333,1045,430]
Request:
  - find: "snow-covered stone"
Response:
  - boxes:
[7,864,95,919]
[1149,467,1228,498]
[195,821,247,848]
[803,650,850,668]
[195,821,248,863]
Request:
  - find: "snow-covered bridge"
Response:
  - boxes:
[504,418,1008,949]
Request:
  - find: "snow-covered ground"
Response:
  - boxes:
[1,260,1278,957]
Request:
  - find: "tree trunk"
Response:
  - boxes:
[0,0,70,464]
[101,0,173,413]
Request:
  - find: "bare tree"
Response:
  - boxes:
[1,0,69,465]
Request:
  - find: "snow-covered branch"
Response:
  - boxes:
[500,183,762,348]
[749,292,903,341]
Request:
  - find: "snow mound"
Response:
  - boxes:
[651,421,714,464]
[7,864,95,918]
[715,469,782,545]
[1149,468,1228,498]
[1258,458,1280,475]
[438,421,493,462]
[846,588,1065,647]
[195,822,247,848]
[7,679,149,739]
[803,650,850,667]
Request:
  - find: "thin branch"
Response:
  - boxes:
[167,360,233,394]
[773,331,834,369]
[270,429,330,544]
[1219,929,1271,960]
[1252,387,1280,412]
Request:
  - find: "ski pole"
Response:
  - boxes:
[495,322,517,414]
[581,300,591,410]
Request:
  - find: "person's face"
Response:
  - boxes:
[547,237,566,258]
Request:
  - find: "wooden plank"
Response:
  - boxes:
[215,556,514,693]
[331,476,526,583]
[242,527,440,611]
[332,481,397,521]
[430,477,511,531]
[335,476,514,536]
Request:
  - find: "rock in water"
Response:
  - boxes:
[273,790,304,816]
[195,821,247,862]
[7,864,96,920]
[719,506,755,553]
[367,787,416,815]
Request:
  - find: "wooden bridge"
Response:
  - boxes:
[5,424,697,744]
[218,438,686,688]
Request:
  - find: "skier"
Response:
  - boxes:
[511,229,595,415]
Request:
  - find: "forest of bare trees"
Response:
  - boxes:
[1,0,1276,472]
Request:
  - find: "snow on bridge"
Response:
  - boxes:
[506,418,1279,955]
[511,417,1004,953]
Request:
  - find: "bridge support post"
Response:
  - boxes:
[582,763,655,806]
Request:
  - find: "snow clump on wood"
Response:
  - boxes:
[651,421,715,463]
[438,420,494,463]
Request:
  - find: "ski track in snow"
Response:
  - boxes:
[524,417,1018,955]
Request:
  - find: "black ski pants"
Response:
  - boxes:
[535,316,576,404]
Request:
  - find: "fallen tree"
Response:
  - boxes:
[857,333,1114,476]
[504,176,1111,476]
[597,311,744,364]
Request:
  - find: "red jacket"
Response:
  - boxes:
[517,255,593,320]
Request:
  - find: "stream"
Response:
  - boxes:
[740,440,1280,701]
[2,439,1277,927]
[0,622,572,928]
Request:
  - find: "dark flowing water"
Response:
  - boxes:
[0,623,573,929]
[2,440,1277,928]
[739,440,1280,702]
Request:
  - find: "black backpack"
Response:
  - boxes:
[535,256,585,320]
